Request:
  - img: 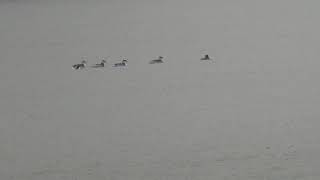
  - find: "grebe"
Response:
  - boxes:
[113,59,128,67]
[92,56,107,68]
[200,54,212,60]
[72,59,87,70]
[149,56,164,64]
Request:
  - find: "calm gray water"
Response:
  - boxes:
[1,0,320,179]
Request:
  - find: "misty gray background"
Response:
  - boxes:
[1,0,320,179]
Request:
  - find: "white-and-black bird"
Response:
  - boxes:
[72,58,87,70]
[113,59,128,67]
[149,56,164,64]
[91,56,107,68]
[200,54,212,61]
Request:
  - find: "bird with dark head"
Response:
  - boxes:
[91,56,107,68]
[72,58,87,70]
[149,56,164,64]
[200,54,211,60]
[113,59,128,67]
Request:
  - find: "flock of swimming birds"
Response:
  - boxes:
[72,54,213,70]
